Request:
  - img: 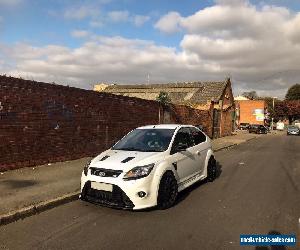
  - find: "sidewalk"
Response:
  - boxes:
[212,130,261,151]
[0,130,264,224]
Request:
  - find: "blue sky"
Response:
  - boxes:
[1,0,300,98]
[1,0,205,46]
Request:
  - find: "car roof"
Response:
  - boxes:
[137,124,194,130]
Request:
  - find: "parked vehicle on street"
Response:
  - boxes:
[80,124,216,210]
[264,125,271,133]
[287,125,300,136]
[293,120,300,129]
[239,123,250,130]
[248,124,268,134]
[276,121,285,131]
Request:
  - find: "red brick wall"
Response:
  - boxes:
[237,100,266,125]
[219,81,234,137]
[220,107,234,137]
[167,104,213,138]
[0,76,212,171]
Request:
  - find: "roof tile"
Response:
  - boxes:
[99,80,228,104]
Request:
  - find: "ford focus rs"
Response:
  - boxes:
[80,124,217,210]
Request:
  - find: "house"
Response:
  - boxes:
[94,78,235,138]
[235,99,267,126]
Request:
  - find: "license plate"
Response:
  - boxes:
[91,182,113,192]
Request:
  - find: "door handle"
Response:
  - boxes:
[195,151,201,156]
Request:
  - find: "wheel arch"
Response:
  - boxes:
[204,149,215,177]
[152,162,177,204]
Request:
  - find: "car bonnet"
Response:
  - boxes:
[90,149,166,171]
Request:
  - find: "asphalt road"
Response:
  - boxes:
[0,133,299,250]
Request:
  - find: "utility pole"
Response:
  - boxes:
[271,97,277,130]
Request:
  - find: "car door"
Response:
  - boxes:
[188,127,209,175]
[170,127,198,184]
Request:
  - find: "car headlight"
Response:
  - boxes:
[83,160,92,176]
[123,163,155,181]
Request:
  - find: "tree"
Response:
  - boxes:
[242,91,258,100]
[259,97,277,123]
[156,91,171,123]
[274,100,300,123]
[156,91,171,104]
[285,84,300,100]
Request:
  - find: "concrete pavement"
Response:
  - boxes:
[0,130,265,224]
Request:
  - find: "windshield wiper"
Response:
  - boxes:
[114,147,139,151]
[142,149,164,152]
[112,147,164,152]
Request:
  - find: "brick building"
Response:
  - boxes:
[94,78,235,138]
[235,100,267,126]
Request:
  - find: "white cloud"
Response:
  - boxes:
[154,12,182,34]
[88,12,149,28]
[151,2,300,97]
[89,20,103,28]
[64,6,100,20]
[214,0,249,6]
[107,10,130,23]
[0,37,213,90]
[71,29,91,38]
[133,15,150,27]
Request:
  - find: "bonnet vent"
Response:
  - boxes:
[99,155,110,161]
[121,157,135,163]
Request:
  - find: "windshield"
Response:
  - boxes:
[112,128,175,152]
[288,125,298,129]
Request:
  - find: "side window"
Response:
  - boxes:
[189,127,206,145]
[171,128,194,153]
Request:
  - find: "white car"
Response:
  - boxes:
[80,124,217,210]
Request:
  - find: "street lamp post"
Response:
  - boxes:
[271,97,277,130]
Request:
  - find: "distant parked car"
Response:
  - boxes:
[264,126,271,133]
[276,122,285,131]
[248,124,258,133]
[293,121,300,129]
[248,124,268,134]
[287,125,300,136]
[239,123,250,130]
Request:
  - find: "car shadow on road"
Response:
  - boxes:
[0,179,38,189]
[174,161,222,206]
[254,231,287,250]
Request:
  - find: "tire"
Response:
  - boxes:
[157,172,178,209]
[207,157,217,182]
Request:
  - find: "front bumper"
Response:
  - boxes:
[287,131,299,135]
[80,171,159,210]
[257,130,267,134]
[81,181,134,209]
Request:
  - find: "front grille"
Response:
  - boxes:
[81,181,134,209]
[90,167,122,178]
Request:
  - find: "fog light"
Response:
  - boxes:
[137,191,146,198]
